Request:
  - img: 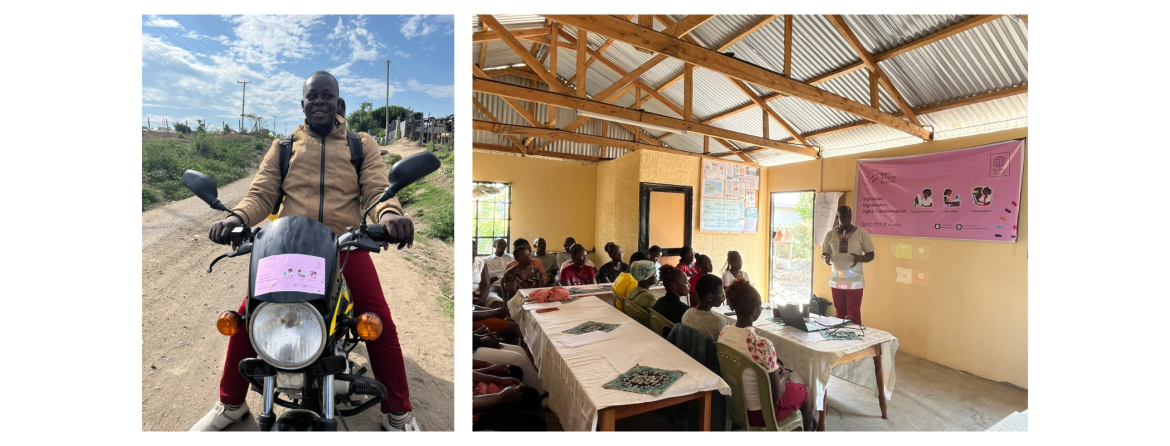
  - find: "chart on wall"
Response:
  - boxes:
[854,139,1025,242]
[700,160,761,233]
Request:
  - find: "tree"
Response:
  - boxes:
[243,113,264,133]
[223,123,230,134]
[173,122,193,134]
[346,101,377,133]
[372,105,413,129]
[196,119,207,133]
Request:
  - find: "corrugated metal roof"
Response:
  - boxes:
[473,14,1027,166]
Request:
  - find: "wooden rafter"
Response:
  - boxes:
[727,78,810,146]
[478,15,572,95]
[472,96,530,154]
[478,42,487,68]
[683,63,694,121]
[742,84,1029,153]
[659,14,716,37]
[544,15,931,140]
[653,15,780,96]
[547,22,559,127]
[474,142,601,162]
[827,15,920,125]
[576,28,587,97]
[472,27,552,43]
[473,120,758,165]
[472,65,545,131]
[712,138,755,163]
[473,78,818,157]
[783,15,793,77]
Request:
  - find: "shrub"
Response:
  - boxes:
[396,181,425,206]
[423,202,454,242]
[384,153,403,166]
[142,187,160,206]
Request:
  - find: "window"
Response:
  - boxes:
[472,182,511,256]
[769,191,814,305]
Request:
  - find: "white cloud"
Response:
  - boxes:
[399,15,435,39]
[406,79,453,98]
[144,15,181,28]
[225,15,324,70]
[394,50,410,59]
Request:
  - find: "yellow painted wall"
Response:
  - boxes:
[594,152,642,266]
[765,128,1028,388]
[636,151,772,298]
[472,152,602,264]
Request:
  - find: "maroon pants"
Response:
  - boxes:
[830,287,864,326]
[218,250,412,414]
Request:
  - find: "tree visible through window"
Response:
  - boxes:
[473,182,511,257]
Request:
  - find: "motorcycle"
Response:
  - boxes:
[181,151,441,431]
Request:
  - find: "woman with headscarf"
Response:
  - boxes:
[558,244,597,286]
[612,251,646,298]
[626,260,661,309]
[595,242,629,284]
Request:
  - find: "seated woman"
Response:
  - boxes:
[652,264,690,324]
[558,244,597,286]
[680,274,727,340]
[676,246,698,277]
[500,242,547,300]
[612,251,647,299]
[595,242,629,284]
[473,336,544,396]
[721,251,750,291]
[505,238,545,272]
[626,260,660,309]
[472,370,546,431]
[687,254,714,307]
[719,279,817,431]
[472,305,521,344]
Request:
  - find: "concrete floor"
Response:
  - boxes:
[540,350,1028,431]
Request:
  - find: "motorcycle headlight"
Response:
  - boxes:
[249,302,327,370]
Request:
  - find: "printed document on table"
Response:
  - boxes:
[522,302,562,311]
[790,331,826,343]
[557,330,616,348]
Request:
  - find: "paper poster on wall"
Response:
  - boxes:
[743,208,758,232]
[700,199,744,232]
[703,160,726,180]
[702,179,724,199]
[725,181,745,200]
[813,192,845,244]
[700,160,760,233]
[745,167,760,189]
[855,139,1025,242]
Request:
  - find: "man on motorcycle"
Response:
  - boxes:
[191,71,420,431]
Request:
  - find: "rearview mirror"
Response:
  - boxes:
[182,170,228,211]
[379,151,442,203]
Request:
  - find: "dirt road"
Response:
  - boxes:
[141,172,454,431]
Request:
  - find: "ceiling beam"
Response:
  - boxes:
[474,77,818,158]
[743,84,1029,152]
[478,15,572,95]
[827,15,920,125]
[660,14,716,37]
[783,15,793,77]
[557,29,685,117]
[546,15,931,140]
[472,96,531,154]
[473,142,602,162]
[728,75,810,147]
[712,138,755,163]
[478,42,487,68]
[576,28,587,97]
[472,65,545,131]
[473,120,759,165]
[653,15,780,96]
[472,27,552,43]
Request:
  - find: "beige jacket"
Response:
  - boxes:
[233,116,403,237]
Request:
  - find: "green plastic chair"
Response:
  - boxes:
[612,291,624,312]
[623,300,651,327]
[648,309,674,338]
[715,343,804,431]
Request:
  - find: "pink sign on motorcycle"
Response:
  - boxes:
[255,254,327,295]
[854,139,1025,242]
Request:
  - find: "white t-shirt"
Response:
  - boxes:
[483,253,514,282]
[722,270,750,287]
[822,227,875,290]
[915,194,933,207]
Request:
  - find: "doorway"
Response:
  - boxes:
[639,183,693,263]
[769,191,814,304]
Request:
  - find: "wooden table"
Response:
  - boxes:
[715,309,897,431]
[510,291,730,431]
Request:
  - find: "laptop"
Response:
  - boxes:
[777,304,828,332]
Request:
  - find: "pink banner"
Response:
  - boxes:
[854,139,1025,242]
[255,254,328,295]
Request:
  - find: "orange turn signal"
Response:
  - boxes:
[217,311,240,336]
[356,313,383,341]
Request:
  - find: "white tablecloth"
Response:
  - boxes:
[715,308,898,411]
[510,291,730,431]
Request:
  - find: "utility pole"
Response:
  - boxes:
[386,59,390,142]
[237,80,250,133]
[147,118,151,131]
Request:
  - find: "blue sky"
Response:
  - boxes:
[142,15,453,134]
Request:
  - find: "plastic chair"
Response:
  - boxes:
[648,309,674,338]
[715,343,804,431]
[623,300,651,327]
[612,291,624,312]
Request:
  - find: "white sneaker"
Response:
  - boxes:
[189,401,250,431]
[381,412,422,431]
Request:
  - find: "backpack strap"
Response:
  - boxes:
[346,130,365,180]
[270,136,293,217]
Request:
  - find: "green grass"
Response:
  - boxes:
[142,133,268,210]
[436,287,454,319]
[398,150,454,242]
